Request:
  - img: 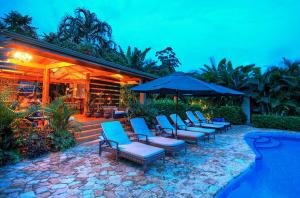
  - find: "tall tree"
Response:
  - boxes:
[155,47,181,75]
[125,46,157,71]
[56,8,114,49]
[0,11,37,38]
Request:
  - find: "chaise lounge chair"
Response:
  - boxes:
[100,121,165,171]
[130,117,187,156]
[156,115,205,144]
[195,111,231,129]
[186,111,226,132]
[169,114,216,140]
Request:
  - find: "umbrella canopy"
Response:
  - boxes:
[131,72,245,138]
[131,72,244,96]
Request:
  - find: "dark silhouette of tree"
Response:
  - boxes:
[0,11,37,38]
[155,47,181,75]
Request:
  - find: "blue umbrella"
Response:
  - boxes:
[131,72,244,136]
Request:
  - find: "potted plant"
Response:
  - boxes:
[95,92,104,118]
[85,96,96,117]
[95,104,103,118]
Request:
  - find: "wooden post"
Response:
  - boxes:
[83,73,90,114]
[42,67,50,106]
[139,79,146,104]
[242,96,251,125]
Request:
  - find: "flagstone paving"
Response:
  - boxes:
[0,125,274,198]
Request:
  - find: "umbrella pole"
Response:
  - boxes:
[175,90,178,138]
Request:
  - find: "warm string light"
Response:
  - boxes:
[13,51,32,62]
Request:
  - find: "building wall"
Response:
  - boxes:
[89,77,121,108]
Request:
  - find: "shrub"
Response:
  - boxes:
[189,104,246,125]
[0,149,20,166]
[149,99,189,119]
[45,97,79,151]
[252,115,300,131]
[127,102,158,127]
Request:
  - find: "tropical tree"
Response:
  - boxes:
[0,11,37,38]
[124,46,157,71]
[56,8,114,48]
[155,47,181,75]
[200,57,260,91]
[248,59,300,115]
[199,57,300,115]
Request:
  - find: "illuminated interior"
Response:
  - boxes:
[0,41,146,114]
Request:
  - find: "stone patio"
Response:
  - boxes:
[0,125,260,198]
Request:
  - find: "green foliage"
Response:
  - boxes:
[155,47,181,75]
[189,103,246,124]
[0,149,20,166]
[149,99,188,119]
[0,93,17,151]
[213,106,246,125]
[127,102,158,127]
[252,115,300,131]
[198,57,300,116]
[0,11,37,38]
[119,85,138,108]
[44,96,79,151]
[124,46,157,71]
[128,99,188,126]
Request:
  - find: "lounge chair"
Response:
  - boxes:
[130,118,187,156]
[195,111,231,129]
[186,111,226,132]
[169,114,216,139]
[156,115,205,144]
[100,121,165,171]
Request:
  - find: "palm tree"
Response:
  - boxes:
[57,8,113,49]
[201,57,259,91]
[0,11,37,38]
[124,46,157,71]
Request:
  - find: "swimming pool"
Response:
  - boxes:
[216,132,300,198]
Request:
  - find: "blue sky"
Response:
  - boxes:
[1,0,300,71]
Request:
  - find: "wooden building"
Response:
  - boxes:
[0,31,155,116]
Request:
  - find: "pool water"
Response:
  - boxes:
[217,133,300,198]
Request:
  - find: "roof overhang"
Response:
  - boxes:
[0,30,157,80]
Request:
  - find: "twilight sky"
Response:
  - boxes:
[1,0,300,71]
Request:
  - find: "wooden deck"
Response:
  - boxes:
[73,114,129,143]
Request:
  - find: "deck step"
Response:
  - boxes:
[78,128,101,137]
[76,134,100,143]
[79,123,101,131]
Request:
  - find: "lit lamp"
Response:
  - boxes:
[13,51,32,62]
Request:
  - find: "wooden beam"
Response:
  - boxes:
[139,79,146,104]
[83,73,90,114]
[42,67,50,106]
[47,62,74,69]
[8,59,45,69]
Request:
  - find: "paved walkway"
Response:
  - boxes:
[0,126,258,198]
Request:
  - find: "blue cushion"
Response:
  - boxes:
[186,111,200,124]
[170,114,186,129]
[156,115,175,132]
[130,118,154,138]
[195,111,207,122]
[101,121,131,146]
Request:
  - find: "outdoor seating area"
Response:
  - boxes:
[0,125,257,197]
